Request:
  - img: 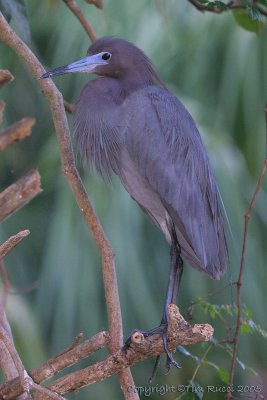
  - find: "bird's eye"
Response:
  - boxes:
[102,52,111,61]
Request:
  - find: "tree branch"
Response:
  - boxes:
[0,322,66,400]
[0,12,137,399]
[62,0,97,42]
[0,306,214,399]
[187,0,267,17]
[0,117,35,150]
[0,100,5,125]
[0,170,42,223]
[0,230,30,260]
[31,331,110,384]
[63,100,74,114]
[0,69,14,89]
[84,0,104,10]
[39,306,213,399]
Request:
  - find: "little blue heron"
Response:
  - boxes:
[41,37,228,374]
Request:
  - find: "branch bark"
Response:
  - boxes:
[0,69,14,89]
[0,12,137,399]
[37,306,214,399]
[84,0,103,10]
[31,331,110,384]
[0,117,35,150]
[188,0,267,16]
[62,0,97,42]
[0,100,5,125]
[0,230,30,260]
[0,170,42,223]
[0,306,214,399]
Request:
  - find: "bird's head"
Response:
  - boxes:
[40,37,161,86]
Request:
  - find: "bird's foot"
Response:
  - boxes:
[124,322,181,381]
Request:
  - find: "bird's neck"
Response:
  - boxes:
[119,72,154,98]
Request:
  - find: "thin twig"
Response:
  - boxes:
[63,99,74,114]
[188,0,267,16]
[55,332,84,356]
[84,0,103,10]
[0,13,136,398]
[0,230,30,260]
[0,117,35,150]
[265,104,267,158]
[226,106,267,399]
[0,261,18,382]
[187,281,237,319]
[0,260,11,311]
[176,343,213,399]
[62,0,97,42]
[0,69,14,89]
[0,170,42,223]
[0,100,5,125]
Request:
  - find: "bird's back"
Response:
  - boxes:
[121,85,228,279]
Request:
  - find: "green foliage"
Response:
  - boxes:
[0,0,267,398]
[177,300,266,389]
[218,367,230,384]
[0,0,30,42]
[232,9,264,33]
[196,0,266,32]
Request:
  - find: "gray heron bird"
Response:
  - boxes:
[41,37,228,375]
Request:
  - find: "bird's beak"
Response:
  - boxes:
[40,54,108,79]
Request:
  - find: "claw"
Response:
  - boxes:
[149,355,160,383]
[124,321,181,381]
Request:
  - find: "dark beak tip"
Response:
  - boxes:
[39,72,51,80]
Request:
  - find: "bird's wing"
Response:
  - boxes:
[122,86,228,279]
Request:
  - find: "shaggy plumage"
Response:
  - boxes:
[73,38,228,279]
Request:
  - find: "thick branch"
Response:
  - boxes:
[0,326,24,381]
[40,306,214,399]
[0,69,14,89]
[0,323,65,400]
[0,117,35,150]
[0,12,135,398]
[0,8,124,364]
[0,170,42,223]
[31,331,110,384]
[0,311,17,382]
[0,306,213,399]
[62,0,97,42]
[0,230,30,260]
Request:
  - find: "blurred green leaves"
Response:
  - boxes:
[233,9,264,33]
[189,0,267,33]
[0,0,267,398]
[0,0,30,42]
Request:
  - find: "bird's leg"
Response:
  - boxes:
[124,225,184,381]
[149,229,183,380]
